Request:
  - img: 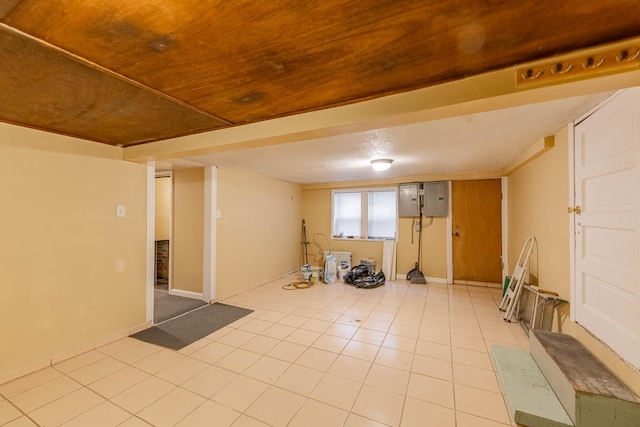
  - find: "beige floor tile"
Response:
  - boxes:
[97,338,141,356]
[411,354,453,381]
[0,400,22,425]
[88,366,150,399]
[451,334,487,352]
[275,364,323,396]
[29,387,104,427]
[215,349,262,373]
[481,329,518,345]
[365,364,410,395]
[288,398,349,427]
[231,414,271,427]
[54,350,107,374]
[324,323,358,339]
[66,357,127,386]
[216,329,257,347]
[451,347,493,370]
[9,375,82,413]
[312,334,349,353]
[352,384,405,427]
[388,323,419,339]
[133,349,184,374]
[0,368,63,398]
[454,384,511,425]
[375,347,413,371]
[182,365,237,398]
[407,372,454,408]
[137,387,204,427]
[418,328,451,345]
[212,375,269,412]
[245,386,305,427]
[118,416,153,426]
[155,356,208,385]
[310,373,361,411]
[177,338,211,356]
[351,328,386,345]
[285,328,322,346]
[401,396,456,427]
[360,318,391,333]
[239,319,273,334]
[111,342,162,365]
[240,335,281,355]
[382,334,417,353]
[328,354,372,383]
[110,376,175,414]
[456,411,512,427]
[301,318,333,333]
[191,341,235,364]
[344,413,389,427]
[60,401,130,427]
[453,363,501,392]
[414,339,452,361]
[257,310,288,323]
[2,416,39,427]
[368,310,396,322]
[175,400,241,427]
[342,340,380,362]
[203,325,233,341]
[260,323,296,340]
[277,314,309,327]
[243,356,290,383]
[296,347,338,371]
[266,340,307,362]
[313,310,341,322]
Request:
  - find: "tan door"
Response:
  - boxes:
[452,179,502,283]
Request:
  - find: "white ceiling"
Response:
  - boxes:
[155,91,612,184]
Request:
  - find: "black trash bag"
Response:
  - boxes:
[343,264,370,285]
[344,265,385,289]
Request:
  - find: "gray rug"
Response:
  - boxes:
[132,303,254,350]
[154,289,206,324]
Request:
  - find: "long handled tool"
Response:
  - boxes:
[408,196,427,284]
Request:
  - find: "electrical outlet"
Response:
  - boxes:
[116,205,126,218]
[114,259,125,273]
[216,209,222,218]
[415,219,421,232]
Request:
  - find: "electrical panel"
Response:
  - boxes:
[423,181,449,217]
[398,182,421,217]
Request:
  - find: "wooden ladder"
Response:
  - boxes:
[500,235,535,322]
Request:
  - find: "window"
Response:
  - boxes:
[332,189,397,239]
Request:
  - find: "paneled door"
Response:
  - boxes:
[452,179,502,284]
[573,88,640,368]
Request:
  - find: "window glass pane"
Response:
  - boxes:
[368,191,397,239]
[333,192,361,237]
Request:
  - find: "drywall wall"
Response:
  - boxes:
[302,187,448,280]
[154,176,171,241]
[216,169,302,299]
[172,168,204,294]
[507,125,640,396]
[0,124,147,380]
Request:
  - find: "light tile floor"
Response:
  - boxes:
[0,276,529,427]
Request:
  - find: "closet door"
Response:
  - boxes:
[573,87,640,368]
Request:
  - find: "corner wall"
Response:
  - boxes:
[507,126,640,395]
[216,169,302,299]
[0,124,148,381]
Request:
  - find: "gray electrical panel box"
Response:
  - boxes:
[423,181,449,217]
[398,182,421,217]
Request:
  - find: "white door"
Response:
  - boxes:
[573,87,640,368]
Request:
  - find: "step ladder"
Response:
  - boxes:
[500,235,535,322]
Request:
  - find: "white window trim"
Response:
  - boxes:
[331,187,398,241]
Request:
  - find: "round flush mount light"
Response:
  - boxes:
[371,159,393,171]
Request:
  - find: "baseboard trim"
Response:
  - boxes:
[168,289,204,300]
[0,320,151,385]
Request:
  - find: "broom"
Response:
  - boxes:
[409,208,427,284]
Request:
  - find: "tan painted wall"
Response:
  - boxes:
[302,187,448,280]
[154,176,171,241]
[0,125,147,379]
[216,169,302,299]
[508,126,640,395]
[172,168,204,294]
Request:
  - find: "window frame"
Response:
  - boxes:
[331,187,398,240]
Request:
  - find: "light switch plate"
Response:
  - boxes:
[116,205,126,218]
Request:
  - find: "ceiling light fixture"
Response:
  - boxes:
[371,159,393,171]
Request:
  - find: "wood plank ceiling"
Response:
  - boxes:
[1,1,639,147]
